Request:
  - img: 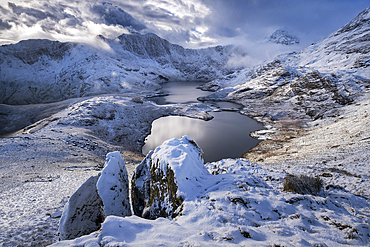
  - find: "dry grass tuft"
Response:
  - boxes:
[283,174,323,195]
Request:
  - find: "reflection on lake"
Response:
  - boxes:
[143,81,263,163]
[142,112,262,163]
[150,81,210,105]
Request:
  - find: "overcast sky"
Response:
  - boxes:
[0,0,368,52]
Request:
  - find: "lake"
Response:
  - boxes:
[142,81,263,163]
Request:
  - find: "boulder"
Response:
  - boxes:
[58,175,104,240]
[59,151,131,240]
[131,136,208,219]
[97,151,131,217]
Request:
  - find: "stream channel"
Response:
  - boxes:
[142,81,263,163]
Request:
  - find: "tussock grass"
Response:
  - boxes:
[283,174,323,195]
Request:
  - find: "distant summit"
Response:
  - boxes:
[265,29,299,45]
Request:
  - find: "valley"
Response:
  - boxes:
[0,6,370,247]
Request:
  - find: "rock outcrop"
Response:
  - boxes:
[58,175,104,240]
[58,151,130,240]
[131,136,208,219]
[97,151,131,217]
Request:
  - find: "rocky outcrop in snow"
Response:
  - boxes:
[58,175,104,240]
[59,151,130,240]
[54,149,370,246]
[131,136,207,219]
[97,151,131,217]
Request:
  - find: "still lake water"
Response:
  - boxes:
[142,81,263,163]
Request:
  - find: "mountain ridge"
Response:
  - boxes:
[0,33,236,105]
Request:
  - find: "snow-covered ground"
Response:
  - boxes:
[52,137,370,246]
[0,94,215,246]
[1,6,370,247]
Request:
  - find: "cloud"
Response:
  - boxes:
[90,2,146,31]
[199,0,370,47]
[0,1,146,47]
[0,19,11,30]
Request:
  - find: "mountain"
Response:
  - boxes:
[265,29,299,45]
[0,33,235,105]
[201,7,370,134]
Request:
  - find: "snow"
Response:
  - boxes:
[0,33,236,105]
[0,94,215,245]
[265,29,300,45]
[52,139,370,246]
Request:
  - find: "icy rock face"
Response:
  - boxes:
[265,29,299,45]
[58,175,104,240]
[97,151,131,217]
[131,136,207,219]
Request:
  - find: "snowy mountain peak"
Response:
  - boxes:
[117,32,174,58]
[265,29,299,45]
[0,32,236,104]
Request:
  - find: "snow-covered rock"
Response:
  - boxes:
[131,136,208,219]
[265,29,299,45]
[58,175,104,240]
[97,151,131,217]
[59,151,132,240]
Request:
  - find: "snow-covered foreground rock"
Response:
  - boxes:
[58,175,104,240]
[59,151,131,240]
[97,151,131,218]
[53,136,370,246]
[131,136,206,219]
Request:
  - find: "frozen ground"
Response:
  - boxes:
[1,91,370,246]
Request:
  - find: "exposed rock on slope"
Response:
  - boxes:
[58,175,104,240]
[0,33,235,105]
[97,151,131,217]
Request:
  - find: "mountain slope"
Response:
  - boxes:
[201,7,370,132]
[0,33,235,105]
